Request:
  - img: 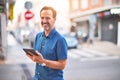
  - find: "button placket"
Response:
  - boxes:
[41,37,46,51]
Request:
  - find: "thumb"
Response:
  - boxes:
[35,50,41,56]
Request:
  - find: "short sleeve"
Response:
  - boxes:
[56,37,68,60]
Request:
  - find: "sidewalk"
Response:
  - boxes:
[0,33,32,64]
[0,33,33,80]
[80,39,120,56]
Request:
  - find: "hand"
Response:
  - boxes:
[26,51,35,62]
[34,51,45,64]
[26,51,45,64]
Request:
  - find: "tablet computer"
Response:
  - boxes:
[23,48,38,56]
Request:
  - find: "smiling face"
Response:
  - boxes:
[40,9,56,32]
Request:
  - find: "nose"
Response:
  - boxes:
[42,18,48,23]
[43,18,46,22]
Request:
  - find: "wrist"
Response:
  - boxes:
[41,59,47,66]
[43,59,46,63]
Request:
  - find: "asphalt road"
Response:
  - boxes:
[0,33,120,80]
[64,56,120,80]
[1,48,120,80]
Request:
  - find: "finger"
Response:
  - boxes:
[26,54,33,59]
[26,53,32,56]
[35,51,42,57]
[35,50,39,55]
[27,54,36,62]
[33,57,36,62]
[28,51,34,56]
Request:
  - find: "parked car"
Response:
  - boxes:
[63,33,78,49]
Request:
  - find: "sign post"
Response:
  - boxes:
[24,1,34,46]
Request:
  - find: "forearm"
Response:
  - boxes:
[43,59,67,70]
[30,51,67,70]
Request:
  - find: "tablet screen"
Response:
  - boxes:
[23,48,38,56]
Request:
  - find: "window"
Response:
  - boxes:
[91,0,99,6]
[81,0,88,9]
[113,0,120,5]
[72,0,79,10]
[104,0,112,6]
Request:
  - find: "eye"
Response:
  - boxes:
[45,17,50,20]
[41,17,44,20]
[40,17,51,20]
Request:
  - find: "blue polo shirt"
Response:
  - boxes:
[33,28,68,80]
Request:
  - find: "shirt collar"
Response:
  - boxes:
[42,28,56,39]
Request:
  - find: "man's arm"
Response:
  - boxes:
[43,59,67,70]
[26,51,67,70]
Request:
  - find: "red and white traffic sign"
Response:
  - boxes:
[24,10,34,20]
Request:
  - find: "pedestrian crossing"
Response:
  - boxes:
[68,48,120,61]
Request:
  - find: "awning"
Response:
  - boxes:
[72,15,89,22]
[70,5,120,18]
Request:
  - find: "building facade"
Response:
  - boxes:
[69,0,120,45]
[0,0,15,60]
[0,0,7,60]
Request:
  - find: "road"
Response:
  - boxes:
[0,33,120,80]
[65,48,120,80]
[65,50,120,80]
[3,47,120,80]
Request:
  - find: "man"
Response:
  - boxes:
[26,6,68,80]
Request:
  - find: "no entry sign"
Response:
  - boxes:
[24,10,34,20]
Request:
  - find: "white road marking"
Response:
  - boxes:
[80,56,120,62]
[68,51,79,59]
[70,49,95,58]
[82,48,108,56]
[68,49,120,61]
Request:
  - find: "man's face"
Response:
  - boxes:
[40,10,56,31]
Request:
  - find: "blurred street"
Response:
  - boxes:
[0,0,120,80]
[6,30,120,64]
[0,32,120,80]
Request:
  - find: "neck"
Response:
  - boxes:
[44,30,50,37]
[44,28,54,37]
